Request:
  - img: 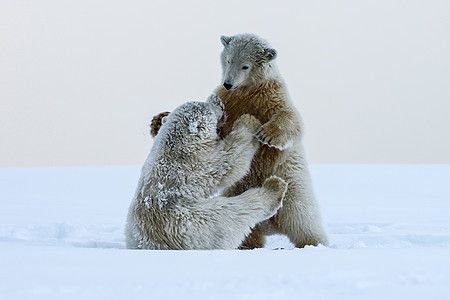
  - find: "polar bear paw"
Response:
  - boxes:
[257,122,292,150]
[150,111,171,137]
[262,176,288,212]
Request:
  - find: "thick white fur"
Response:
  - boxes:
[125,96,287,250]
[215,33,329,248]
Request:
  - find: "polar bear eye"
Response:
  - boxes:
[242,66,249,70]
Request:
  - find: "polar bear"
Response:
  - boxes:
[125,95,287,250]
[151,35,329,248]
[215,33,329,248]
[150,34,328,248]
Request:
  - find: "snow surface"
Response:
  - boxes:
[1,165,449,299]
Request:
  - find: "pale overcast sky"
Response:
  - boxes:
[1,0,449,167]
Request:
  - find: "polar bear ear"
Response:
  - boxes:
[264,48,277,61]
[206,94,223,108]
[206,94,224,119]
[220,35,233,46]
[161,116,168,125]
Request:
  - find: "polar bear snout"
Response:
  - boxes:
[223,82,233,90]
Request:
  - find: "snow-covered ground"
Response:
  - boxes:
[1,165,449,299]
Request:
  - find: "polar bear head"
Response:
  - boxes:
[220,33,278,91]
[154,95,224,151]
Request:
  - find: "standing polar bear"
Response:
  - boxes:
[215,33,328,248]
[126,95,288,250]
[150,34,329,248]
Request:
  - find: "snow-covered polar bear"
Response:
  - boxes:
[150,34,328,249]
[125,95,287,250]
[214,33,329,248]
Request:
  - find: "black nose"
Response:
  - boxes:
[223,83,233,90]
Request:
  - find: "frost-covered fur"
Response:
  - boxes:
[214,33,328,248]
[125,96,287,250]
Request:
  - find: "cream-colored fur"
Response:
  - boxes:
[125,96,287,250]
[216,33,328,248]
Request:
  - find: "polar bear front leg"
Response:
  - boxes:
[257,110,302,150]
[209,114,261,190]
[203,176,287,249]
